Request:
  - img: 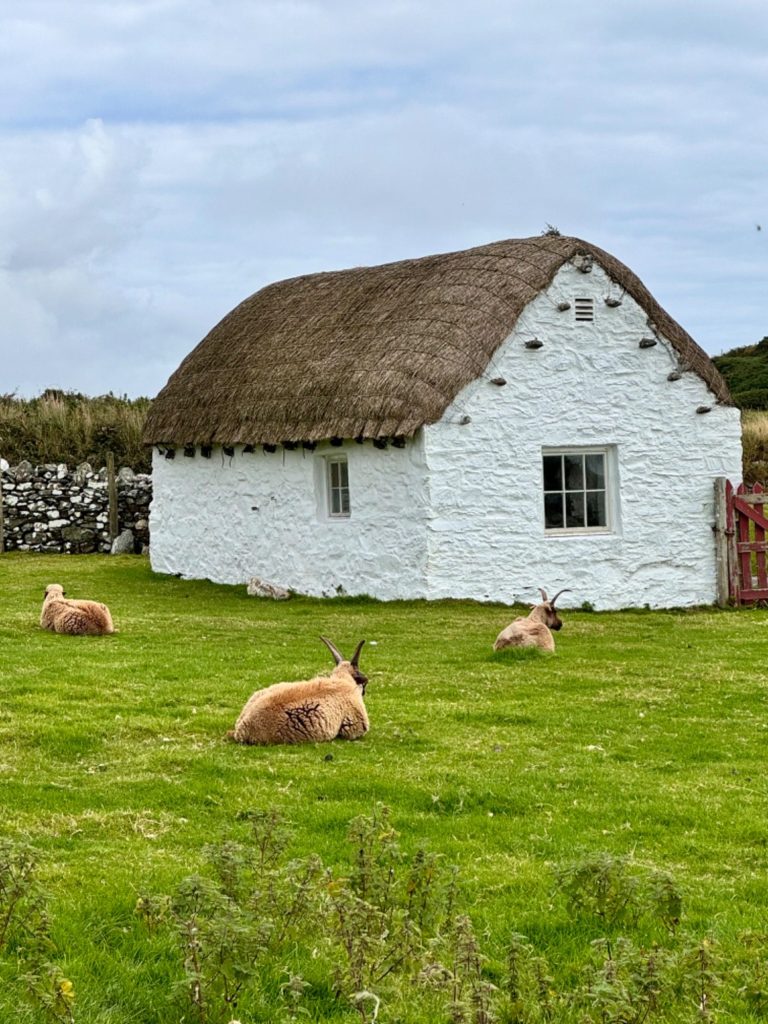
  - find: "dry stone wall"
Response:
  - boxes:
[0,460,151,553]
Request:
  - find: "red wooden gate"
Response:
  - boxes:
[725,481,768,604]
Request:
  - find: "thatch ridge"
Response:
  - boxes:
[144,235,731,446]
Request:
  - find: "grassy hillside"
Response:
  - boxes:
[0,391,151,472]
[742,409,768,484]
[713,336,768,410]
[0,555,767,1022]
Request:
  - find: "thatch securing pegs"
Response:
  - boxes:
[373,437,388,449]
[263,443,277,453]
[301,440,317,451]
[282,441,297,450]
[329,437,343,447]
[201,445,212,459]
[696,405,712,414]
[490,376,507,386]
[525,338,544,350]
[243,444,255,453]
[392,435,406,448]
[639,338,658,348]
[183,445,195,457]
[223,445,235,457]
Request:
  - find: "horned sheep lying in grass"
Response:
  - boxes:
[40,583,115,636]
[229,637,369,745]
[493,588,570,653]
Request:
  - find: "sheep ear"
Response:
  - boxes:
[350,640,365,666]
[550,589,571,607]
[319,636,343,664]
[538,588,549,603]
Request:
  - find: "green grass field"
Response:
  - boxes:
[1,554,767,1023]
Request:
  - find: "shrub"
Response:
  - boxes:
[0,391,151,472]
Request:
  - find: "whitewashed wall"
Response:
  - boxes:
[150,439,430,599]
[150,258,742,608]
[423,261,742,609]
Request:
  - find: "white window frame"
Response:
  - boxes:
[542,446,613,535]
[326,455,350,519]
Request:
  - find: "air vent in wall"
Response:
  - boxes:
[574,298,594,322]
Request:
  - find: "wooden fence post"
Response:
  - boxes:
[0,469,4,553]
[713,477,729,606]
[725,479,741,605]
[106,452,119,542]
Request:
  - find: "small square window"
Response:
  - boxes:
[543,449,610,533]
[327,456,350,518]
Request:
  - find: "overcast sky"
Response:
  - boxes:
[1,0,766,399]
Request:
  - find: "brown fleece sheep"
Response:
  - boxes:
[40,584,115,636]
[493,588,570,653]
[229,637,369,745]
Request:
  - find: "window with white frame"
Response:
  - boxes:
[326,456,350,518]
[542,449,609,531]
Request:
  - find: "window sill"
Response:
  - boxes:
[544,527,613,537]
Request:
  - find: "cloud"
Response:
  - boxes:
[0,1,766,396]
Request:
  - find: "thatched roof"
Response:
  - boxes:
[144,235,731,446]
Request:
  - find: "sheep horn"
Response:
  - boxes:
[550,589,571,606]
[350,640,365,666]
[319,636,344,664]
[538,588,549,603]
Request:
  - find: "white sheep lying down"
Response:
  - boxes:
[493,588,570,653]
[229,637,369,745]
[40,583,115,636]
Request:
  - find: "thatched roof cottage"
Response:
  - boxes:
[145,235,742,609]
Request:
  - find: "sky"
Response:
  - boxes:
[0,0,766,399]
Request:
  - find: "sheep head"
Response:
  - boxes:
[319,636,368,693]
[44,584,66,600]
[531,588,571,631]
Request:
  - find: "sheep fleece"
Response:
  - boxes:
[232,674,369,745]
[40,586,115,636]
[493,619,555,652]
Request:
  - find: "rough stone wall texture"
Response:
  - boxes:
[0,460,151,553]
[423,261,743,609]
[150,441,429,599]
[148,260,743,609]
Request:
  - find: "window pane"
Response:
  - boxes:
[585,453,605,489]
[564,454,584,489]
[544,492,564,529]
[328,459,350,517]
[565,491,585,528]
[543,455,562,491]
[586,490,606,527]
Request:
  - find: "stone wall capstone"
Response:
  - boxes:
[0,460,151,554]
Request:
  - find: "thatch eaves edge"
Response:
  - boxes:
[144,235,732,447]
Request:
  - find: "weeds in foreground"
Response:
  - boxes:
[0,840,74,1022]
[554,851,682,932]
[3,811,768,1022]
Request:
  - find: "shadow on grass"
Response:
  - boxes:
[488,646,554,663]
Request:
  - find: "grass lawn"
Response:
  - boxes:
[1,553,767,1023]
